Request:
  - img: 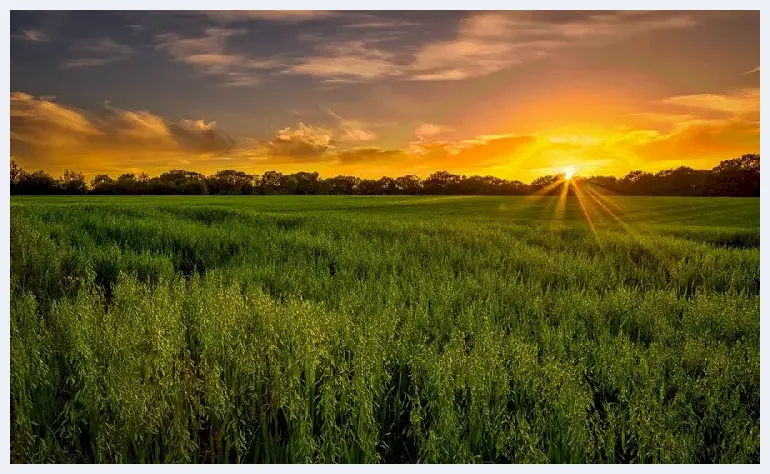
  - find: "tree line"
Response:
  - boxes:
[9,154,759,197]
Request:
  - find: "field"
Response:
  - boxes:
[10,194,760,463]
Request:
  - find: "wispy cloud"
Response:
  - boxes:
[414,123,452,139]
[327,109,377,141]
[661,88,759,117]
[407,11,697,81]
[744,66,759,75]
[287,40,402,83]
[62,37,134,69]
[71,37,134,56]
[195,11,333,24]
[283,11,699,83]
[12,28,49,42]
[62,58,125,69]
[156,27,281,86]
[342,20,420,29]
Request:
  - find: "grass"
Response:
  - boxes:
[10,193,760,463]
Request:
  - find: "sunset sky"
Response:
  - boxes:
[10,10,759,182]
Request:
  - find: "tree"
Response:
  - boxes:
[207,170,254,195]
[376,176,398,195]
[116,173,135,194]
[292,172,321,195]
[710,154,760,197]
[395,175,422,195]
[423,171,461,194]
[60,169,87,194]
[622,170,655,195]
[6,153,761,197]
[10,160,23,185]
[357,179,381,195]
[261,171,283,194]
[91,174,116,194]
[530,174,562,195]
[326,175,360,195]
[17,170,58,194]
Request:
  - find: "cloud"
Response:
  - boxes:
[414,123,452,139]
[62,37,134,69]
[627,118,759,162]
[10,84,759,181]
[407,11,697,81]
[71,37,134,56]
[169,120,236,153]
[661,88,759,117]
[249,123,336,160]
[283,11,698,83]
[61,58,127,69]
[156,27,280,85]
[401,134,540,173]
[337,147,400,165]
[744,66,759,75]
[195,11,332,24]
[13,28,49,42]
[11,92,101,147]
[342,20,420,29]
[343,129,376,141]
[156,27,244,58]
[287,40,402,82]
[327,109,377,141]
[10,91,234,174]
[238,131,542,175]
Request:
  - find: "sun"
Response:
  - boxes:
[564,166,576,180]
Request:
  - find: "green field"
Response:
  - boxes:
[10,195,760,463]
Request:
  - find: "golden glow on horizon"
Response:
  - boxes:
[8,85,760,181]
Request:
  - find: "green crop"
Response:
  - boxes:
[10,194,760,463]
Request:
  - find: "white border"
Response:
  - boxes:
[3,3,767,471]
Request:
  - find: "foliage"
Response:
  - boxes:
[8,154,760,197]
[10,194,760,463]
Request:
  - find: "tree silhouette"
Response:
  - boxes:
[9,154,760,197]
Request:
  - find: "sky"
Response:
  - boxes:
[9,10,760,182]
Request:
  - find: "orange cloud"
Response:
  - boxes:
[661,88,759,117]
[10,92,234,176]
[9,85,759,181]
[248,123,336,161]
[326,109,377,141]
[414,123,452,139]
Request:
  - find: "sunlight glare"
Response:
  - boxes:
[564,166,576,180]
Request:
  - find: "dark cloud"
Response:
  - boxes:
[169,120,236,153]
[62,37,134,69]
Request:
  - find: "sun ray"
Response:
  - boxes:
[531,178,566,197]
[586,186,633,221]
[549,179,569,232]
[571,179,599,240]
[585,189,638,237]
[581,181,631,214]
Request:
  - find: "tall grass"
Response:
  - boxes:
[10,195,760,463]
